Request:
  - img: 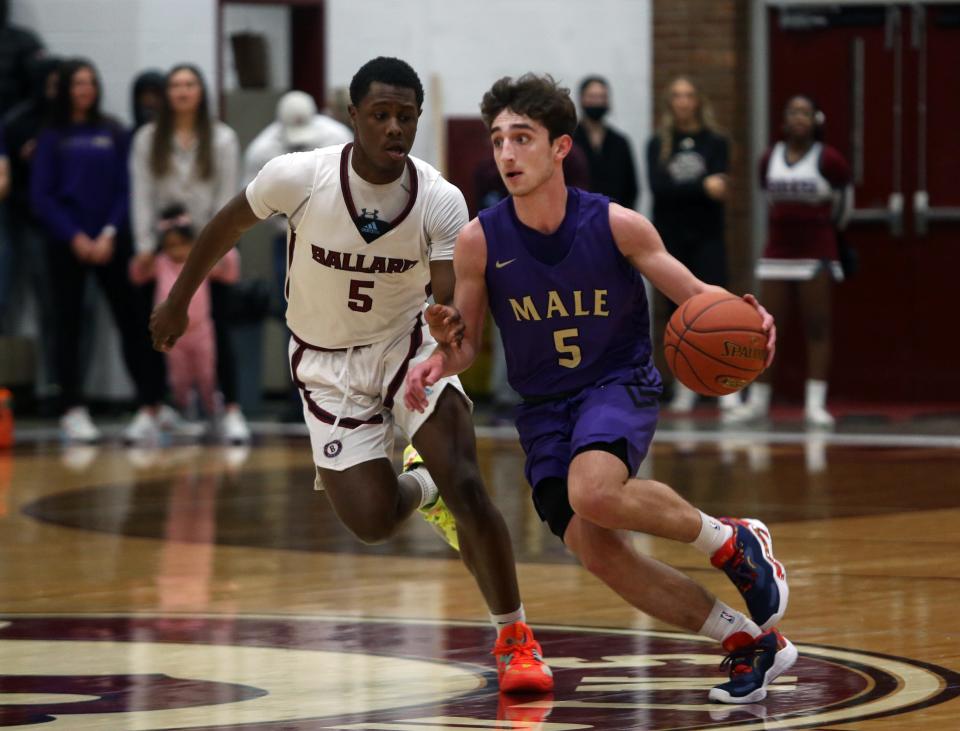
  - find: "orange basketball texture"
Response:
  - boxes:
[664,292,767,396]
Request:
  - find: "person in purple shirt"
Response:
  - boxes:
[406,74,797,705]
[31,58,164,442]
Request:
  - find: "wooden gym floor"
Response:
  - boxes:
[0,412,958,729]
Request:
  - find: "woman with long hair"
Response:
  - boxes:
[647,76,736,414]
[727,95,851,427]
[130,63,249,442]
[30,58,165,441]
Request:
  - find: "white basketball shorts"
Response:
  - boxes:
[288,313,470,478]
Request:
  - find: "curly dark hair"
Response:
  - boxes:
[480,74,577,141]
[349,57,424,109]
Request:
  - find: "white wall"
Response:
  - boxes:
[11,0,217,125]
[328,0,653,210]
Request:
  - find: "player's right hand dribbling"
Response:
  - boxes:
[425,303,464,348]
[150,299,189,353]
[404,354,445,413]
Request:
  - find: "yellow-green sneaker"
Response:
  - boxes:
[420,495,460,551]
[403,445,459,552]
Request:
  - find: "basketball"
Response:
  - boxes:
[664,292,767,396]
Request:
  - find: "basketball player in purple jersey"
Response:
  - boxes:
[406,74,795,704]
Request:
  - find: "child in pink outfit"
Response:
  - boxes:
[131,205,239,417]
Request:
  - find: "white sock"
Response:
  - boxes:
[692,511,734,556]
[490,605,526,631]
[805,379,828,412]
[699,599,762,645]
[399,467,438,509]
[747,382,772,411]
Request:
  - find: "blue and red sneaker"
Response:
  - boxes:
[709,628,798,704]
[711,518,788,631]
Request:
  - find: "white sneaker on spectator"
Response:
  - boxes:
[123,407,160,443]
[668,384,698,413]
[220,406,251,443]
[804,405,836,428]
[721,401,768,425]
[718,392,742,412]
[60,406,101,443]
[156,404,205,438]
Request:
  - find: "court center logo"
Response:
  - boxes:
[0,615,956,730]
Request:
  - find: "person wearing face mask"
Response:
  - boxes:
[572,75,639,209]
[647,76,736,415]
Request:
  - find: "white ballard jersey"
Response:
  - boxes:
[245,143,467,349]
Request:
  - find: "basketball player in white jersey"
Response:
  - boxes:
[149,57,553,694]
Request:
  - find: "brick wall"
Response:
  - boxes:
[651,0,753,384]
[652,0,752,292]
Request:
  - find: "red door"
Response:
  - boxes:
[768,4,960,404]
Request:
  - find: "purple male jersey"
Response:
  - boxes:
[479,187,661,399]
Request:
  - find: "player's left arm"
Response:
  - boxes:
[610,203,776,364]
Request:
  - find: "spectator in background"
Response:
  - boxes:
[573,75,639,209]
[130,69,165,130]
[245,90,352,179]
[30,58,165,442]
[325,86,353,130]
[131,63,250,443]
[647,76,737,415]
[0,0,43,115]
[243,90,352,419]
[1,56,59,402]
[0,124,10,325]
[130,204,239,422]
[727,95,852,428]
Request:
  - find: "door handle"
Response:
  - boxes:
[914,191,960,237]
[849,193,904,237]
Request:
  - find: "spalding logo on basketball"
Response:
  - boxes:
[665,292,767,396]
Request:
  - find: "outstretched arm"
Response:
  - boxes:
[610,203,776,366]
[150,192,260,351]
[405,219,489,411]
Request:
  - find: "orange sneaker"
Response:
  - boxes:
[492,621,554,694]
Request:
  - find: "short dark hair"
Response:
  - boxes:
[349,57,424,109]
[480,74,577,141]
[579,75,610,96]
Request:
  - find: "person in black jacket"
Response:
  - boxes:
[0,56,59,404]
[0,0,43,116]
[647,76,737,415]
[572,75,639,209]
